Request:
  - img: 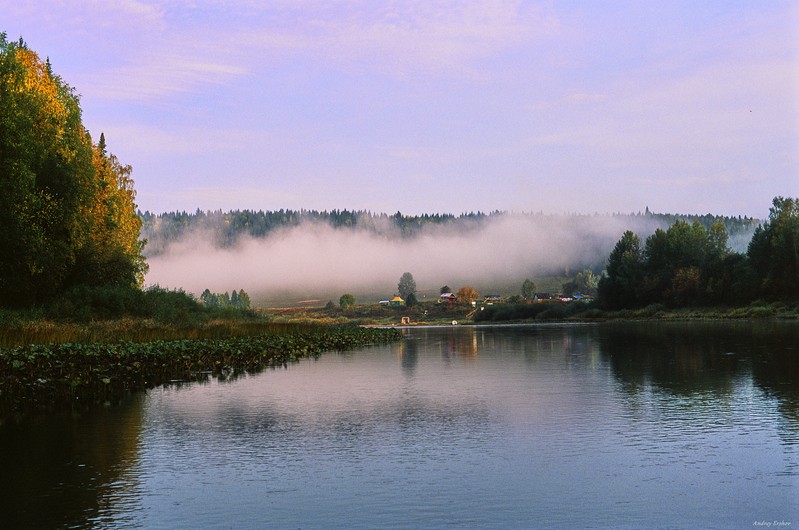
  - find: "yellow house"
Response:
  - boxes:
[389,296,405,307]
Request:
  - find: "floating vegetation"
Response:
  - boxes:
[0,325,401,421]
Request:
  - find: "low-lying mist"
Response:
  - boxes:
[144,213,697,306]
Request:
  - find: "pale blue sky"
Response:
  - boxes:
[4,0,798,218]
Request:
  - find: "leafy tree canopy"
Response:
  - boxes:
[597,231,645,309]
[199,288,251,310]
[405,292,418,307]
[598,197,798,309]
[456,286,479,305]
[521,278,536,299]
[0,35,146,307]
[398,272,416,300]
[747,196,799,298]
[339,293,355,309]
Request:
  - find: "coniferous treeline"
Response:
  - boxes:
[140,207,759,257]
[199,288,251,310]
[138,209,485,255]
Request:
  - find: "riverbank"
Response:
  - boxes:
[260,300,799,326]
[2,299,795,421]
[0,324,402,422]
[0,315,312,349]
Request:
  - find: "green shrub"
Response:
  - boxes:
[141,286,205,324]
[40,285,251,325]
[581,308,606,319]
[749,306,776,318]
[46,285,147,321]
[474,302,592,322]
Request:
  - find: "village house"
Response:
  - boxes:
[439,292,457,308]
[389,296,405,307]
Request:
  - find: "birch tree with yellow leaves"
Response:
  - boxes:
[0,34,146,306]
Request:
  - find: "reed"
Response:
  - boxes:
[0,318,321,348]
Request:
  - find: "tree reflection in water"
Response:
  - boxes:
[0,393,145,528]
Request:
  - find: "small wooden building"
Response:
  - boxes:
[389,296,405,307]
[440,293,457,307]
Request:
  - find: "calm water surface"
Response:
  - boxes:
[1,321,797,529]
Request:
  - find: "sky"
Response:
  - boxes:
[3,0,798,219]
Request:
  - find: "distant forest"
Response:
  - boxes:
[139,208,761,257]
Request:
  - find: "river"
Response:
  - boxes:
[1,321,797,529]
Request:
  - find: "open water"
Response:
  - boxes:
[1,321,797,528]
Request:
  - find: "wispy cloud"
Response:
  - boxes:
[87,53,248,101]
[6,0,166,34]
[66,1,557,101]
[239,0,558,76]
[6,0,796,219]
[624,170,769,187]
[525,91,610,111]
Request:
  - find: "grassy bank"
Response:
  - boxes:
[262,302,476,326]
[260,299,799,325]
[0,286,406,421]
[0,316,309,349]
[473,300,799,323]
[0,324,402,422]
[0,285,279,348]
[2,289,795,421]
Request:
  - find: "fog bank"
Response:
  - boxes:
[145,214,682,305]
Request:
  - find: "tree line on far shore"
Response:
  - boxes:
[139,206,761,258]
[377,196,797,318]
[598,196,798,309]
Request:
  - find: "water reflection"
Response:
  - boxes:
[597,321,799,415]
[0,393,144,528]
[404,322,798,435]
[1,322,797,528]
[398,329,418,376]
[595,320,799,491]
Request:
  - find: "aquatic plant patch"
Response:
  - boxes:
[0,325,402,420]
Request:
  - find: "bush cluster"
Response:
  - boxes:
[42,285,245,325]
[474,301,591,322]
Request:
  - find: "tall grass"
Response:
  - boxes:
[0,318,329,348]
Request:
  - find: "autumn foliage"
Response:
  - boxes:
[0,35,146,307]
